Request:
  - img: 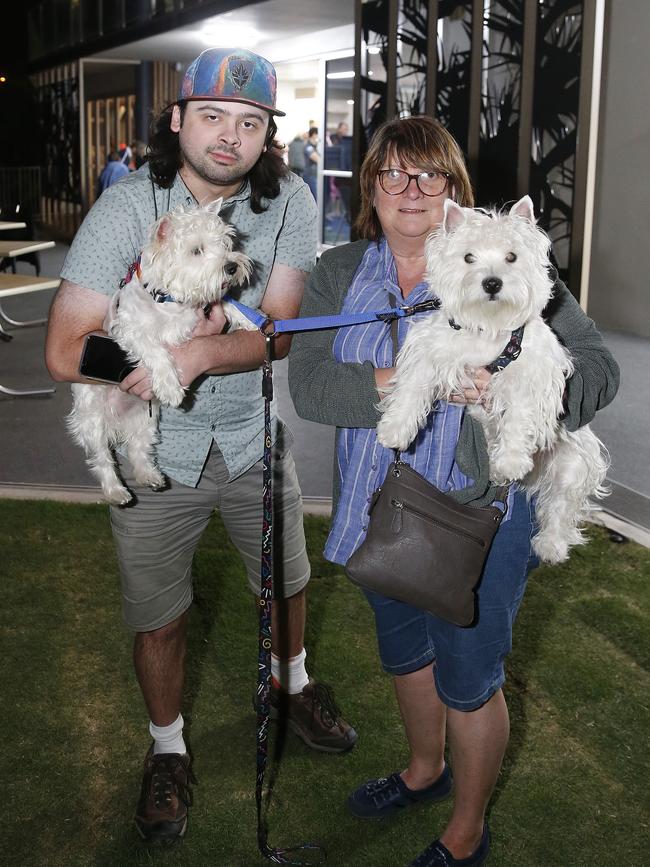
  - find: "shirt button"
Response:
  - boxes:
[210,423,216,431]
[211,385,217,394]
[362,525,368,531]
[371,463,377,470]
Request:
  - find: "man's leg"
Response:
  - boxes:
[133,610,190,726]
[110,454,220,844]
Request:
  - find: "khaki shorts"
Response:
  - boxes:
[109,438,310,632]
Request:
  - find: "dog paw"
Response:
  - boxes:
[490,453,534,483]
[104,484,132,506]
[376,417,412,452]
[134,467,166,491]
[155,382,186,408]
[532,533,569,564]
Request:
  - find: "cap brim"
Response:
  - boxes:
[179,95,286,117]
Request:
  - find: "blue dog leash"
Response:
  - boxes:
[223,295,442,335]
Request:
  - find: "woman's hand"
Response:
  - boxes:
[448,367,493,405]
[375,366,395,399]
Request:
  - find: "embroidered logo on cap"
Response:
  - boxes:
[229,60,254,91]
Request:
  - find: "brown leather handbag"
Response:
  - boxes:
[345,458,508,626]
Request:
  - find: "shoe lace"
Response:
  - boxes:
[364,775,401,807]
[311,682,342,728]
[149,754,196,810]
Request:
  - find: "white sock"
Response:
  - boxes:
[271,648,309,695]
[150,713,186,756]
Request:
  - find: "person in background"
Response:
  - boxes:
[96,151,129,196]
[131,140,148,169]
[288,115,619,867]
[330,121,349,145]
[46,46,357,849]
[288,131,306,177]
[303,126,320,200]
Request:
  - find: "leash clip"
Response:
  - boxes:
[260,317,278,338]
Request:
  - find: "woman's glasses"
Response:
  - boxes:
[377,168,450,197]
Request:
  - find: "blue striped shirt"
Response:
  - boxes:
[324,239,509,567]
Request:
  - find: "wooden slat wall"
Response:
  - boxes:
[153,61,182,114]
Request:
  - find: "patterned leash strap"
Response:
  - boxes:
[256,335,326,865]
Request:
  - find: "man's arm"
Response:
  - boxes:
[120,262,308,401]
[45,280,111,382]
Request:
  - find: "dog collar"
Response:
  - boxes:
[152,289,176,304]
[448,318,525,372]
[484,325,525,372]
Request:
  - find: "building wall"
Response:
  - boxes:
[588,0,650,337]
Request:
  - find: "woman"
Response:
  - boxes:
[288,116,618,867]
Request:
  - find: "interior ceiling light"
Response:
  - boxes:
[367,45,381,55]
[326,71,355,79]
[200,22,262,47]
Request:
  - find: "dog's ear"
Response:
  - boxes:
[206,197,223,215]
[510,195,535,222]
[443,199,467,233]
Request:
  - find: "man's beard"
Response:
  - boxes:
[182,148,248,188]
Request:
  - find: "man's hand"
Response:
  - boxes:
[119,366,155,401]
[192,303,228,337]
[448,367,493,405]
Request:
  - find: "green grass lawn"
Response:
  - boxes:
[1,499,648,867]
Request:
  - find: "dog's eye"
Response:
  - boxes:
[505,252,517,263]
[464,253,475,264]
[192,247,202,256]
[225,263,238,276]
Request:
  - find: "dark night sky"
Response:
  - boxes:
[0,2,43,165]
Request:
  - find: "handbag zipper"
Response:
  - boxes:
[390,498,487,547]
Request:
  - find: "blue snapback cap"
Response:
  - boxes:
[179,48,285,117]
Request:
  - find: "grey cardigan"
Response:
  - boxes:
[288,240,620,507]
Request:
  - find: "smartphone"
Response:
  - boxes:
[79,333,137,384]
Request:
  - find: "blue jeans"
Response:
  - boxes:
[363,491,538,711]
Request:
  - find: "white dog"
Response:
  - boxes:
[376,196,609,563]
[68,199,254,505]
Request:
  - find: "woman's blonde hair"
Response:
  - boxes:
[354,116,474,241]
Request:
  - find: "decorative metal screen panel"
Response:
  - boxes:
[354,0,591,294]
[530,1,583,277]
[38,76,81,206]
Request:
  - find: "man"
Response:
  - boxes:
[329,121,349,145]
[45,47,357,846]
[288,131,306,176]
[303,126,320,200]
[96,151,129,196]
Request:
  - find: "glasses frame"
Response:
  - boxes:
[377,169,451,197]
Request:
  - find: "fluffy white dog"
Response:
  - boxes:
[376,196,609,563]
[68,199,254,505]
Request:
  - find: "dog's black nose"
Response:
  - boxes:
[482,276,503,296]
[225,263,238,276]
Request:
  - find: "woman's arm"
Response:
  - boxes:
[544,277,620,431]
[288,246,382,429]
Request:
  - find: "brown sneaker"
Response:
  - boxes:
[270,678,358,753]
[134,746,196,845]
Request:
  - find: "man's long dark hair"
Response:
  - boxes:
[147,102,288,214]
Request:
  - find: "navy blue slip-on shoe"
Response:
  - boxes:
[347,764,452,819]
[407,823,490,867]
